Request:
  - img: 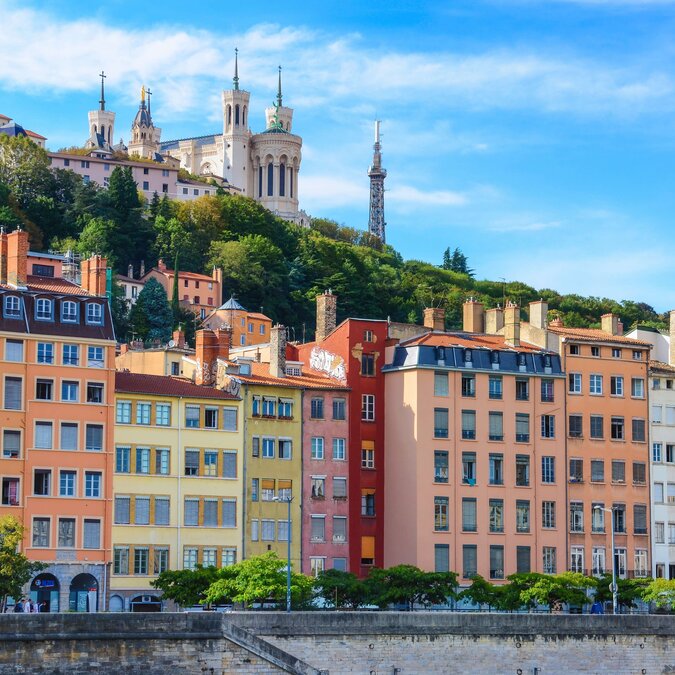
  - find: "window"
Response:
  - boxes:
[332,438,346,460]
[251,478,259,502]
[612,460,625,483]
[136,403,151,425]
[3,295,21,318]
[569,458,583,482]
[86,383,103,404]
[489,376,502,400]
[463,545,477,579]
[362,489,376,516]
[361,353,375,376]
[653,405,663,424]
[59,470,76,497]
[632,462,646,485]
[203,499,217,527]
[569,546,584,574]
[541,456,555,483]
[223,407,237,430]
[262,398,275,417]
[86,303,103,324]
[515,455,530,486]
[610,376,624,396]
[311,517,325,542]
[589,374,603,395]
[85,424,103,451]
[311,437,324,460]
[61,344,78,366]
[332,398,346,420]
[133,548,149,575]
[333,477,347,499]
[115,446,130,473]
[35,298,53,321]
[3,430,20,459]
[568,373,581,393]
[435,544,449,573]
[3,377,21,410]
[612,348,621,359]
[5,339,23,362]
[542,501,556,529]
[434,496,449,531]
[37,342,54,364]
[631,378,644,398]
[654,483,664,503]
[184,498,199,526]
[668,445,675,463]
[135,496,150,525]
[84,471,101,498]
[487,411,503,441]
[570,344,580,355]
[434,372,448,397]
[222,549,237,567]
[36,378,53,401]
[83,519,100,549]
[35,421,53,449]
[590,459,604,483]
[462,452,476,485]
[655,522,665,543]
[361,395,375,421]
[434,451,449,483]
[262,437,275,459]
[33,469,51,496]
[142,181,149,190]
[462,498,477,532]
[204,407,218,429]
[489,454,503,485]
[364,329,374,342]
[32,518,50,548]
[515,413,530,442]
[156,404,171,426]
[634,549,648,578]
[590,415,604,439]
[570,502,584,532]
[613,505,627,534]
[515,378,529,401]
[632,350,642,361]
[87,346,104,368]
[114,547,129,575]
[183,548,198,570]
[222,450,236,479]
[461,410,476,439]
[362,443,375,469]
[184,450,199,476]
[311,477,324,499]
[670,523,675,545]
[610,416,624,440]
[61,380,78,402]
[542,547,557,574]
[1,477,19,506]
[154,547,169,574]
[541,415,555,439]
[114,496,130,524]
[632,418,646,442]
[434,408,449,438]
[517,546,531,574]
[569,414,583,438]
[516,500,530,533]
[541,379,554,403]
[461,375,475,397]
[490,545,504,579]
[116,401,131,424]
[489,499,504,532]
[185,405,200,428]
[634,504,647,535]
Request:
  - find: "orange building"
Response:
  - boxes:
[383,302,567,582]
[142,259,222,320]
[203,296,272,347]
[0,230,116,612]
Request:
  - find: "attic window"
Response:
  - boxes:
[491,351,500,364]
[285,365,301,376]
[238,363,251,375]
[464,349,472,364]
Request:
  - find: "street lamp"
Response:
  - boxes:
[273,495,292,613]
[594,505,618,615]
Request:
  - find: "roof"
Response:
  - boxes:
[160,133,219,151]
[177,177,216,188]
[148,268,214,282]
[26,130,46,140]
[15,275,93,296]
[0,122,27,138]
[220,297,246,311]
[247,312,272,321]
[650,360,675,375]
[133,103,153,129]
[233,361,348,391]
[115,371,239,399]
[115,273,144,284]
[547,325,651,347]
[401,331,545,353]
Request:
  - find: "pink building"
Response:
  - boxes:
[302,386,350,576]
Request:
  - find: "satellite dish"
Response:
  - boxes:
[168,340,176,348]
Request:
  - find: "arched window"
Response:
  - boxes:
[227,105,232,128]
[279,162,285,197]
[267,162,274,196]
[289,167,293,198]
[235,104,240,126]
[242,106,247,127]
[100,125,105,139]
[3,295,21,318]
[258,166,263,198]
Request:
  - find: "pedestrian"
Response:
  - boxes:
[23,599,32,613]
[32,601,40,613]
[13,599,23,613]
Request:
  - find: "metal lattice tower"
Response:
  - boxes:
[367,120,387,243]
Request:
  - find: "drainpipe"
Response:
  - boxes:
[177,396,183,575]
[241,386,248,561]
[102,561,107,611]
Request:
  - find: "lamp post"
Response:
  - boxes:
[274,495,292,613]
[594,505,617,615]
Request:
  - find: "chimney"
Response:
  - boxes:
[79,255,108,296]
[140,260,146,277]
[6,229,28,289]
[529,300,548,330]
[670,310,675,367]
[127,264,133,279]
[270,324,287,378]
[195,329,219,385]
[172,328,186,349]
[316,291,337,342]
[485,306,504,335]
[0,228,7,285]
[157,258,167,272]
[214,326,231,361]
[617,321,624,336]
[120,343,129,355]
[462,298,484,333]
[504,302,520,347]
[212,266,223,284]
[423,307,446,332]
[601,313,619,336]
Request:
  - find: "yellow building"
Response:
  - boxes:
[110,372,243,612]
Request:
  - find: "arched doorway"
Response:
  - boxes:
[30,573,59,612]
[130,594,162,612]
[69,574,98,612]
[108,594,124,612]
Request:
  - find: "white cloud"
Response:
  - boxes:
[388,185,468,208]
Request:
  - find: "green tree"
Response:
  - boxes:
[77,217,117,264]
[205,552,314,609]
[129,278,173,343]
[366,565,458,610]
[460,575,504,610]
[520,572,596,612]
[441,246,474,277]
[0,516,45,610]
[110,281,131,342]
[151,566,224,608]
[641,578,675,610]
[313,569,369,609]
[594,574,651,611]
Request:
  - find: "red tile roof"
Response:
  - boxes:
[650,360,675,375]
[548,326,650,347]
[402,331,545,353]
[151,268,214,282]
[26,130,47,140]
[246,312,272,321]
[115,371,239,399]
[233,361,348,390]
[0,276,92,296]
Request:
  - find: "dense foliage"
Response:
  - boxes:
[0,135,667,343]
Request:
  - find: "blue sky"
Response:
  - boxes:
[2,0,675,309]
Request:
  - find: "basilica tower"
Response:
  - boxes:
[128,86,162,160]
[85,72,116,152]
[222,49,252,193]
[367,120,387,242]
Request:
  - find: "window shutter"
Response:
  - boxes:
[155,497,170,526]
[222,499,236,528]
[184,498,199,526]
[134,496,150,525]
[83,519,100,549]
[434,544,449,572]
[114,496,130,524]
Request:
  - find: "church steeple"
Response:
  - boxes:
[85,71,116,152]
[99,70,106,111]
[128,84,162,159]
[276,65,283,107]
[367,120,387,243]
[233,48,239,91]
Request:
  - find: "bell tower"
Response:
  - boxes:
[85,71,116,150]
[128,86,162,159]
[222,49,251,193]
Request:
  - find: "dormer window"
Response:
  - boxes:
[491,351,500,364]
[86,303,103,325]
[61,300,78,323]
[518,354,527,367]
[3,295,21,318]
[35,298,53,321]
[544,354,552,369]
[464,349,472,364]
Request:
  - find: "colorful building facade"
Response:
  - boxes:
[203,296,273,348]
